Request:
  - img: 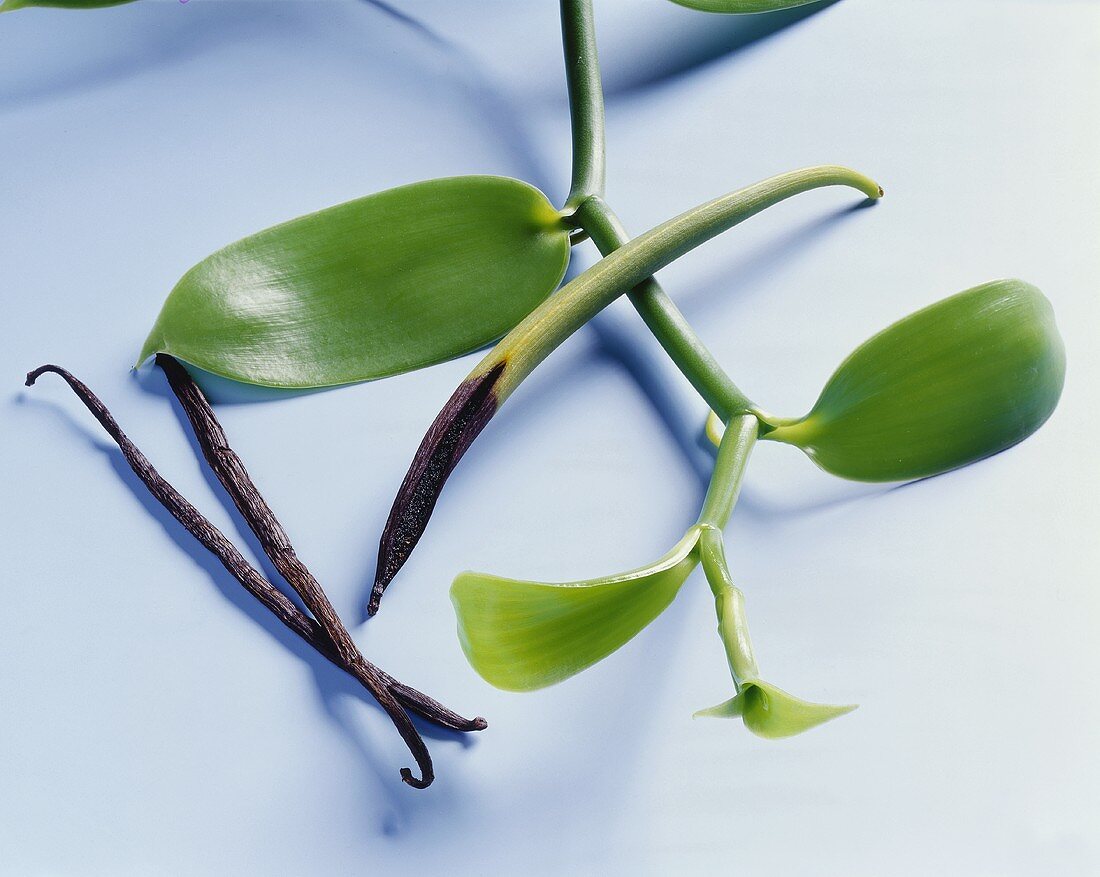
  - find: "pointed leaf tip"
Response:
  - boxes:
[452,530,701,691]
[696,680,856,738]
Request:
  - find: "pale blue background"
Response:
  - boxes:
[2,1,1098,874]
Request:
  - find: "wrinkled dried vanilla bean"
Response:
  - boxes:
[159,352,361,665]
[154,354,487,732]
[27,364,486,788]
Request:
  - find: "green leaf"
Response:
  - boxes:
[138,176,571,388]
[767,279,1066,482]
[668,0,823,13]
[695,680,856,738]
[1,0,136,9]
[451,529,702,691]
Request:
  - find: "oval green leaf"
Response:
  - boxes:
[668,0,823,13]
[768,279,1066,482]
[138,176,571,388]
[451,530,701,692]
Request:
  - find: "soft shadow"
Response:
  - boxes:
[736,480,893,521]
[674,198,878,318]
[357,0,447,47]
[606,0,840,97]
[361,0,561,205]
[0,3,322,114]
[589,310,714,489]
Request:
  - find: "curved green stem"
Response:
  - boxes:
[560,0,606,211]
[576,196,757,420]
[696,415,759,686]
[483,166,881,404]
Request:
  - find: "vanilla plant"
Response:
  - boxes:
[22,0,1065,779]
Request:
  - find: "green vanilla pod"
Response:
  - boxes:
[137,176,571,389]
[371,166,881,614]
[765,279,1066,482]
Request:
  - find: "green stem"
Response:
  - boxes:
[697,413,758,529]
[559,0,749,417]
[482,166,881,404]
[700,528,758,689]
[560,0,606,211]
[576,196,757,420]
[557,0,878,422]
[696,414,760,689]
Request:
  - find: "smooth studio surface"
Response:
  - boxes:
[1,1,1097,874]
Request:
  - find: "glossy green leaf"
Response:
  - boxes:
[668,0,822,13]
[451,529,701,691]
[1,0,136,9]
[138,176,571,388]
[767,279,1065,482]
[695,681,856,739]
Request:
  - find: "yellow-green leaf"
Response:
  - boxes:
[451,530,701,691]
[767,279,1066,482]
[138,176,571,388]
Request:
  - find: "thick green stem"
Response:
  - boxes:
[697,413,758,528]
[560,0,606,210]
[693,415,857,732]
[559,0,751,419]
[696,414,760,689]
[482,166,881,404]
[576,196,757,420]
[700,528,758,688]
[557,0,879,423]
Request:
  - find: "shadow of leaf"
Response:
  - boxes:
[0,3,328,113]
[604,0,840,97]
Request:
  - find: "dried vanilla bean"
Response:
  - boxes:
[156,354,367,658]
[154,354,487,732]
[26,364,485,788]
